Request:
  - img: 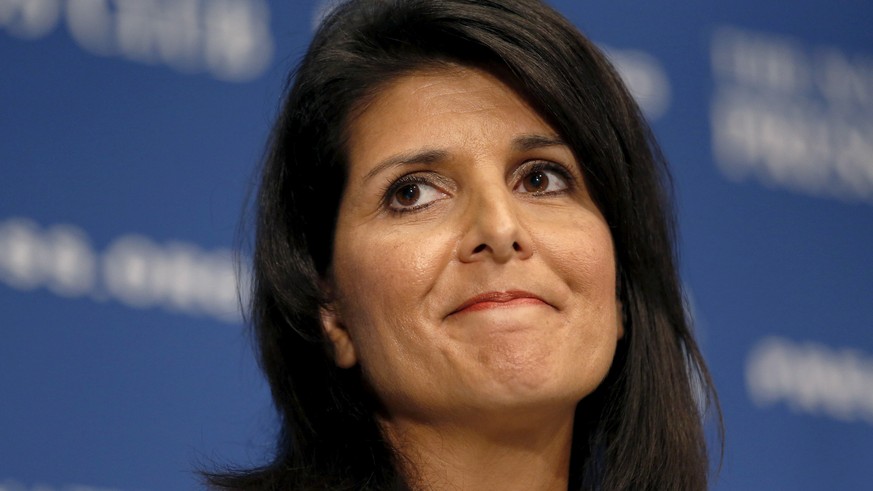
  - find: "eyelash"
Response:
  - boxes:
[381,173,442,215]
[518,161,576,195]
[381,161,577,215]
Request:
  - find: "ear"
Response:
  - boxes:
[320,305,358,368]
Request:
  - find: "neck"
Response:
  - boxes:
[380,408,576,491]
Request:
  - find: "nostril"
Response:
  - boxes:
[512,242,521,251]
[473,244,487,254]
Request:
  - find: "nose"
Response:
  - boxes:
[457,186,533,263]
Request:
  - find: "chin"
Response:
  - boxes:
[468,366,597,415]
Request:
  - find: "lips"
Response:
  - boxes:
[450,290,549,315]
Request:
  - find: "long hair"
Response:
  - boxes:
[206,0,722,489]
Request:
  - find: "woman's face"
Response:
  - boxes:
[322,65,622,426]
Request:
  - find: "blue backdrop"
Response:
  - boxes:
[2,1,871,490]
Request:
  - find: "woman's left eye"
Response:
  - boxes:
[515,165,570,194]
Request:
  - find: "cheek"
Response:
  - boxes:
[330,223,454,364]
[541,214,620,369]
[543,214,616,300]
[334,226,446,313]
[330,227,457,410]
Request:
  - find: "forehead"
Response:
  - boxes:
[344,65,559,172]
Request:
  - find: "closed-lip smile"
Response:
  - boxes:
[450,290,549,315]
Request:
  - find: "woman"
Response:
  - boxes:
[208,0,721,489]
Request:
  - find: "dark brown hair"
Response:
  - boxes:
[207,0,722,489]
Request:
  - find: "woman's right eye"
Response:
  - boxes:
[387,180,447,212]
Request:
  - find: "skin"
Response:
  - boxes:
[321,65,622,490]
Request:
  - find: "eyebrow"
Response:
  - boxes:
[361,133,567,183]
[511,133,567,152]
[362,148,449,183]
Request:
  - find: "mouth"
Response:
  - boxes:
[449,290,550,316]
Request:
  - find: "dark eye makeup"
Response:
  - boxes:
[380,160,578,215]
